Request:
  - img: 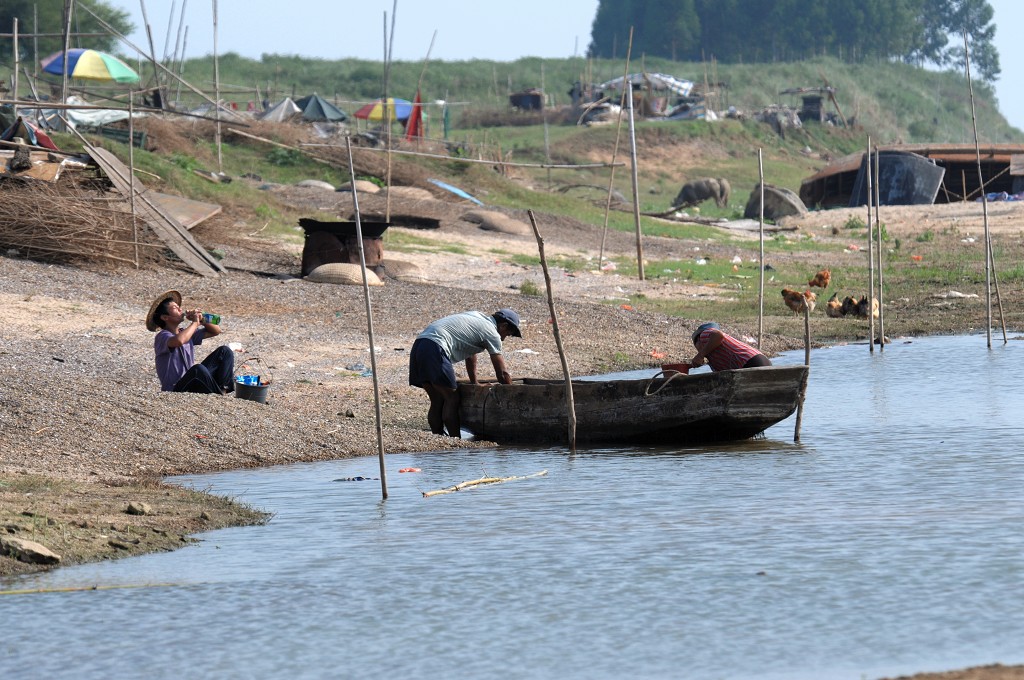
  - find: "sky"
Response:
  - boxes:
[109,0,1024,130]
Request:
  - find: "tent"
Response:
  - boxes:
[598,73,694,98]
[259,97,302,122]
[294,93,348,122]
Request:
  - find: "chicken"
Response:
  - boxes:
[856,295,880,320]
[840,295,860,317]
[825,292,844,318]
[781,288,817,314]
[808,268,831,289]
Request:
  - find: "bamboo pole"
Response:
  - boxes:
[598,28,634,270]
[79,4,241,120]
[172,0,188,70]
[129,90,139,268]
[382,4,397,224]
[212,0,222,173]
[176,26,189,105]
[12,18,18,113]
[865,138,875,354]
[32,5,38,78]
[793,302,811,442]
[138,0,161,92]
[964,30,1006,347]
[757,148,765,349]
[626,63,645,281]
[345,137,388,501]
[874,148,884,350]
[60,0,73,128]
[528,210,577,453]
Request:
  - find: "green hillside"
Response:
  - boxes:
[182,53,1021,145]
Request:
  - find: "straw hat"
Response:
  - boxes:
[146,290,181,332]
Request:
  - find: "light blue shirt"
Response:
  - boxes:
[417,311,502,363]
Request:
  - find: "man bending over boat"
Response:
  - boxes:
[409,309,522,437]
[690,322,771,371]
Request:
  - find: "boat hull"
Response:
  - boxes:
[457,365,809,445]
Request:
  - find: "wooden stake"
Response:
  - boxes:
[212,0,222,173]
[128,90,138,268]
[757,148,765,349]
[964,29,1007,347]
[865,137,875,353]
[874,148,884,350]
[528,209,577,453]
[599,28,634,271]
[625,61,645,281]
[793,301,811,442]
[345,137,388,501]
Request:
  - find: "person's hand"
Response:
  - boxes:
[691,354,705,367]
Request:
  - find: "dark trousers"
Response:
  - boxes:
[173,345,235,394]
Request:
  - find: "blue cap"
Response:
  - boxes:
[692,322,720,344]
[494,308,522,337]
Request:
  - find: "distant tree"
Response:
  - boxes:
[0,0,132,65]
[589,0,1000,82]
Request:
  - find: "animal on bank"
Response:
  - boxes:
[781,288,817,314]
[673,177,731,209]
[826,294,880,319]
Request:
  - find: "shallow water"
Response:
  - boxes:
[4,334,1024,680]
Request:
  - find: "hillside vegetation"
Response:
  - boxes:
[187,54,1021,145]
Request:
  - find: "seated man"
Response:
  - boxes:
[147,290,234,394]
[690,322,771,371]
[409,308,522,438]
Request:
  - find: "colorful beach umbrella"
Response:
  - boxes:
[40,48,140,83]
[353,98,412,122]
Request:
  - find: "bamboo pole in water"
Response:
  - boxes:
[865,137,875,354]
[964,30,1007,347]
[757,148,765,350]
[528,210,577,453]
[793,302,811,442]
[874,148,884,350]
[345,137,389,501]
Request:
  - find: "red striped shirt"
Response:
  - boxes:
[696,329,761,371]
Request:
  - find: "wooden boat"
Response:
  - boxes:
[457,365,809,445]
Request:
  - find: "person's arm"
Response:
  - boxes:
[490,353,512,385]
[167,312,202,349]
[691,329,724,367]
[465,353,479,384]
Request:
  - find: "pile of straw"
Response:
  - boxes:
[0,177,155,268]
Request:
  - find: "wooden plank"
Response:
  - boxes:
[148,192,223,230]
[88,147,224,276]
[1011,154,1024,177]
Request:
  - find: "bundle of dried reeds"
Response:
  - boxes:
[0,177,158,268]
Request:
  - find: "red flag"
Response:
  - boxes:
[405,90,423,141]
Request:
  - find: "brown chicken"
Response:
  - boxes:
[781,288,817,314]
[808,269,831,289]
[825,292,844,318]
[856,295,880,320]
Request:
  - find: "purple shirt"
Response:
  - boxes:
[154,327,205,391]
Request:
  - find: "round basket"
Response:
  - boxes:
[234,357,273,404]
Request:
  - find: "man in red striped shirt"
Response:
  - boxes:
[690,322,771,372]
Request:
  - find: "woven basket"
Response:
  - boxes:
[305,263,383,286]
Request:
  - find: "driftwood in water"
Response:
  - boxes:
[422,470,548,497]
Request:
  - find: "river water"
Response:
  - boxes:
[4,334,1024,680]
